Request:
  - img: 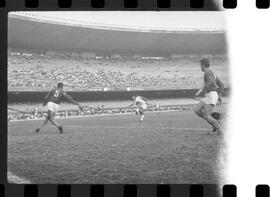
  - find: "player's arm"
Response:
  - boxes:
[216,77,224,100]
[195,88,203,97]
[43,91,52,106]
[141,97,148,101]
[217,82,223,106]
[63,92,80,106]
[218,96,223,106]
[127,102,135,108]
[145,102,152,106]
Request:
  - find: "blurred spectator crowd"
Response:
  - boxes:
[8,104,195,121]
[8,49,228,91]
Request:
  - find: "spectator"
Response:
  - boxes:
[8,49,228,91]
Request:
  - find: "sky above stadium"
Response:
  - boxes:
[13,11,226,30]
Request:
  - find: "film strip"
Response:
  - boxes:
[1,0,270,9]
[0,184,269,196]
[1,0,270,196]
[0,0,267,8]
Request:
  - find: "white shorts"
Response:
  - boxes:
[139,104,147,110]
[47,102,60,114]
[203,91,219,106]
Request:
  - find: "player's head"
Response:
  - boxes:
[57,82,64,89]
[200,58,210,71]
[132,95,137,100]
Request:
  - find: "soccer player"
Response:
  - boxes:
[127,95,149,122]
[35,82,82,134]
[194,58,224,134]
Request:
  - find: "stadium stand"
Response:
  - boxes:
[8,49,229,91]
[8,12,229,91]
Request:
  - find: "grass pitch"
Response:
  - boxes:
[8,110,222,184]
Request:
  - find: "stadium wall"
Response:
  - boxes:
[8,89,229,104]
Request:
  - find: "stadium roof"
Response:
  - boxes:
[8,12,227,55]
[9,11,226,32]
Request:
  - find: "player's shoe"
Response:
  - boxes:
[58,126,63,134]
[210,128,222,135]
[35,128,40,133]
[211,128,217,134]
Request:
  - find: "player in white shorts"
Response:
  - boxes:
[127,96,149,122]
[194,59,224,134]
[35,83,82,134]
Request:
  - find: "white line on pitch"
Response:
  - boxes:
[7,171,31,184]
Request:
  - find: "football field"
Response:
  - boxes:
[8,110,222,184]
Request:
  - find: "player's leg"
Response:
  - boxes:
[194,101,205,118]
[211,112,222,125]
[139,108,145,122]
[211,112,220,120]
[49,111,63,134]
[35,111,50,132]
[47,102,63,134]
[135,107,140,115]
[202,103,222,134]
[140,104,148,122]
[195,92,221,133]
[195,102,218,131]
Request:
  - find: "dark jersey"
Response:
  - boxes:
[46,88,66,105]
[203,68,219,94]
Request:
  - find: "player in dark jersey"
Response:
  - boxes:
[194,58,223,134]
[35,83,82,134]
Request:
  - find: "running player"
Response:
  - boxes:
[194,58,224,134]
[127,95,149,122]
[35,82,82,134]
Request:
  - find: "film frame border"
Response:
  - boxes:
[1,0,270,9]
[1,184,269,196]
[1,0,270,196]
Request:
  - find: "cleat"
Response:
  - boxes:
[210,128,222,135]
[58,126,63,134]
[35,128,40,133]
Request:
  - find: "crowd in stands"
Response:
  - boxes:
[8,49,229,91]
[8,104,195,121]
